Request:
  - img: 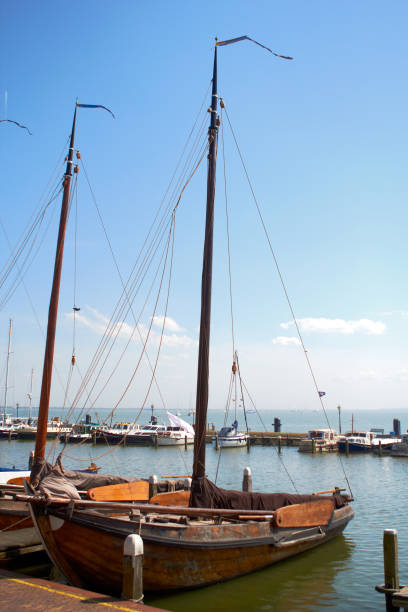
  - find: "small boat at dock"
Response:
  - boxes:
[217,420,248,448]
[298,429,339,453]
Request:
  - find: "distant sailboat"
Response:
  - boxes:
[217,353,249,448]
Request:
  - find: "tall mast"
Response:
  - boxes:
[192,42,219,481]
[33,107,77,465]
[3,319,12,423]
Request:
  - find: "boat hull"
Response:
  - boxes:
[30,503,353,595]
[218,437,248,448]
[157,436,194,446]
[337,441,371,453]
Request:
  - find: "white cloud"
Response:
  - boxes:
[281,317,386,335]
[272,336,301,347]
[66,307,197,349]
[152,316,185,332]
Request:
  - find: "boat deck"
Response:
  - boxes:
[0,568,167,611]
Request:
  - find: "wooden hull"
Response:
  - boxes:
[30,503,353,595]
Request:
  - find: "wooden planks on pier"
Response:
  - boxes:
[0,568,167,611]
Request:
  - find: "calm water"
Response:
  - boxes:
[1,407,407,610]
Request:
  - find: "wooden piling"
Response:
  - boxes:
[383,529,400,612]
[312,439,316,454]
[184,435,187,450]
[122,534,144,602]
[215,435,219,450]
[278,436,281,455]
[148,474,158,499]
[242,467,252,492]
[345,439,349,456]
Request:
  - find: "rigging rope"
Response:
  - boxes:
[223,103,353,498]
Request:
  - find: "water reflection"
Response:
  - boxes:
[147,536,355,612]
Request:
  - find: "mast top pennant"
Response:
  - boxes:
[76,103,115,119]
[216,35,293,60]
[0,119,32,134]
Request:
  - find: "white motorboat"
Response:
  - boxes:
[157,412,195,446]
[298,428,339,453]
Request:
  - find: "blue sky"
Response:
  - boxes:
[1,1,408,417]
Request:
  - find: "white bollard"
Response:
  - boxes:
[122,534,144,602]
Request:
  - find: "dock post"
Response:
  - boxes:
[345,439,349,456]
[28,450,34,469]
[93,432,96,445]
[154,433,158,449]
[242,466,252,492]
[122,534,144,602]
[148,474,158,498]
[312,439,316,454]
[184,435,187,450]
[278,436,282,455]
[378,440,382,457]
[379,529,400,612]
[215,435,219,450]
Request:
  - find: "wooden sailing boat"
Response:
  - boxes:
[25,39,354,595]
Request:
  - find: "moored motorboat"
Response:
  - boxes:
[157,412,194,446]
[298,429,339,453]
[337,431,376,453]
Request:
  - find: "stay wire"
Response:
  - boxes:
[61,217,175,462]
[220,110,236,360]
[224,105,353,498]
[76,136,210,420]
[71,133,208,417]
[79,157,167,411]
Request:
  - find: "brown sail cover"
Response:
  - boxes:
[190,477,348,511]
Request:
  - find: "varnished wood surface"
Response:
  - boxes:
[273,499,334,528]
[86,480,149,502]
[149,490,190,506]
